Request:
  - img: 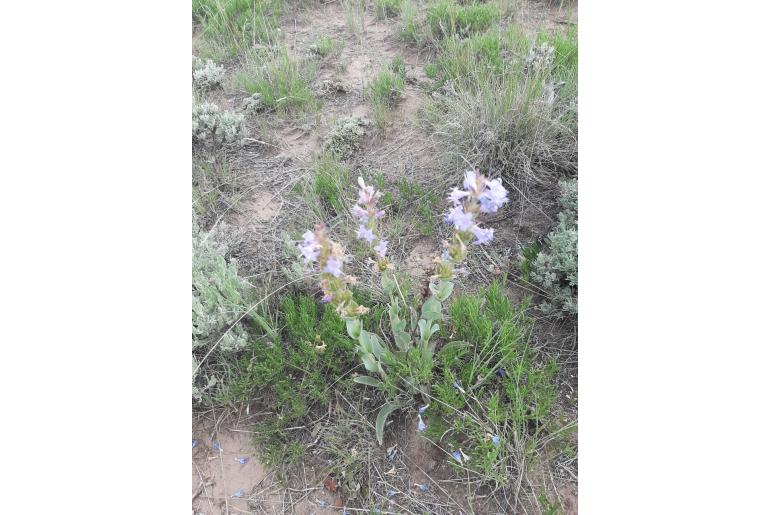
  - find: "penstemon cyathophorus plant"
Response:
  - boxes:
[298,170,508,444]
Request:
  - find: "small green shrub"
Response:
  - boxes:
[374,0,402,19]
[233,49,318,114]
[192,100,248,147]
[530,178,577,317]
[367,57,406,128]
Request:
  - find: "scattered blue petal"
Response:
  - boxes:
[417,415,427,433]
[491,435,500,446]
[387,489,397,498]
[212,442,222,452]
[192,440,198,449]
[451,450,463,463]
[417,483,428,492]
[496,368,506,378]
[418,404,429,415]
[232,489,244,498]
[235,457,248,465]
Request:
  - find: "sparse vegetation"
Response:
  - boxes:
[192,1,578,512]
[367,57,406,128]
[309,35,343,57]
[374,0,402,19]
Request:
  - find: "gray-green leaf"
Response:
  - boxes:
[429,280,454,302]
[375,402,400,445]
[346,318,362,339]
[421,296,442,321]
[353,376,386,389]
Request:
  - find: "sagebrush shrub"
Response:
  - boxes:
[531,178,577,316]
[192,222,252,401]
[192,100,247,147]
[322,116,367,159]
[192,56,225,90]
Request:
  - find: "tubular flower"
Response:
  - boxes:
[434,170,509,279]
[352,176,390,270]
[296,224,369,318]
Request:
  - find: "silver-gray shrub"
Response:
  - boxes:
[192,221,251,400]
[192,55,225,90]
[322,116,367,159]
[531,178,578,317]
[192,100,247,147]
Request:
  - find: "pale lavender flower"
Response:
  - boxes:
[352,204,369,221]
[463,170,479,191]
[298,230,320,263]
[323,257,343,277]
[416,484,428,492]
[232,489,244,498]
[357,177,377,204]
[322,294,332,303]
[479,178,509,213]
[356,225,376,243]
[212,442,222,452]
[374,209,385,218]
[418,404,429,415]
[417,414,427,432]
[445,205,474,231]
[374,239,388,257]
[491,435,501,446]
[387,490,397,498]
[318,500,329,508]
[471,225,494,245]
[452,381,466,394]
[451,450,463,463]
[448,187,469,206]
[235,457,248,465]
[192,440,198,449]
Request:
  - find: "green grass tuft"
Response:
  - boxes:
[367,57,406,128]
[233,48,319,114]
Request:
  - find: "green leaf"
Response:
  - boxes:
[361,352,380,374]
[353,376,386,389]
[421,296,442,321]
[381,273,396,296]
[346,318,362,339]
[429,280,454,302]
[418,319,439,344]
[360,330,385,358]
[375,402,400,445]
[394,329,412,351]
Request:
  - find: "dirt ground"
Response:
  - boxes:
[193,1,578,513]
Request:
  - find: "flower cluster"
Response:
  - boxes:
[352,177,390,270]
[298,224,369,318]
[434,170,509,280]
